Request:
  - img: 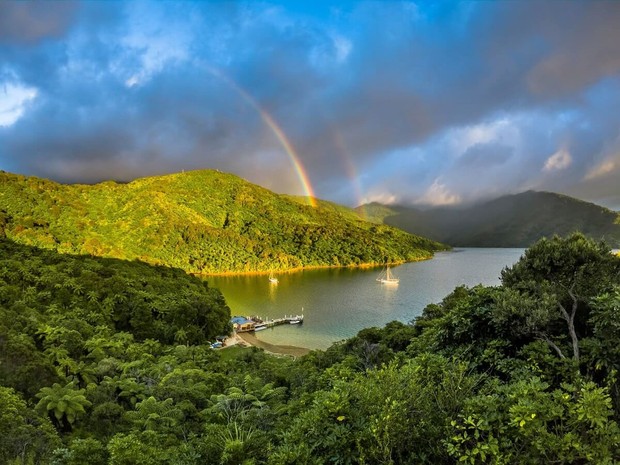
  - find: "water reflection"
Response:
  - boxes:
[207,249,524,349]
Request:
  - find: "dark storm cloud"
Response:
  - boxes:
[299,1,620,206]
[478,2,620,98]
[0,1,78,43]
[256,1,620,198]
[3,62,272,183]
[0,1,619,208]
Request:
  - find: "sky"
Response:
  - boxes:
[1,1,619,210]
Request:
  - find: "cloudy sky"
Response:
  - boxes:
[1,1,619,209]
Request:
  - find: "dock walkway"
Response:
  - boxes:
[232,314,304,333]
[256,314,304,329]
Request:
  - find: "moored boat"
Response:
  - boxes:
[376,265,399,285]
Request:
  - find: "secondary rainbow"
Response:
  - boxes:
[331,128,368,219]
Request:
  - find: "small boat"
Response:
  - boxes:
[376,265,399,285]
[289,311,304,324]
[268,272,279,284]
[254,323,268,331]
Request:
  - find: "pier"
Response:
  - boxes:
[231,314,304,333]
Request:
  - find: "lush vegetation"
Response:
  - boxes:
[2,233,620,464]
[0,170,446,274]
[361,190,620,247]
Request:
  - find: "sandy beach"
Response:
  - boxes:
[229,332,311,357]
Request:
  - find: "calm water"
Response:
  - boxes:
[207,248,525,350]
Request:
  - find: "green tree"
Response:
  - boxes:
[500,233,619,363]
[51,438,107,465]
[125,397,184,434]
[0,386,60,464]
[588,286,620,413]
[35,381,92,433]
[107,432,164,465]
[447,377,620,464]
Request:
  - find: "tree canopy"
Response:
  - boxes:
[1,233,619,464]
[0,170,447,274]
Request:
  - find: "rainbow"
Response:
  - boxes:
[331,129,367,219]
[254,108,317,208]
[207,68,317,207]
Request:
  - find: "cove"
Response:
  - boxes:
[207,248,525,350]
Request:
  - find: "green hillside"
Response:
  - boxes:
[360,191,620,247]
[0,170,446,273]
[2,233,620,464]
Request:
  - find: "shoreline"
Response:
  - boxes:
[232,332,312,358]
[196,254,439,277]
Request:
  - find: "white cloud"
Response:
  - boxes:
[585,157,618,180]
[119,4,192,87]
[333,35,352,63]
[0,82,38,127]
[361,191,397,205]
[450,118,516,154]
[310,34,353,70]
[418,178,461,206]
[125,75,140,88]
[543,147,572,172]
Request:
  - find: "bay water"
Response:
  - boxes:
[207,248,525,350]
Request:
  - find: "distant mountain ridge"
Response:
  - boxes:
[0,170,446,274]
[360,191,620,247]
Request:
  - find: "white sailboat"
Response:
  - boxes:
[376,265,399,285]
[268,271,279,284]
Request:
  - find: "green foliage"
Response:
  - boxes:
[35,381,92,432]
[0,238,231,355]
[273,354,480,464]
[52,438,107,465]
[447,378,620,464]
[0,386,60,464]
[1,233,619,463]
[500,233,619,362]
[0,170,447,274]
[106,432,167,465]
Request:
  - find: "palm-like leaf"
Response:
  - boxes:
[35,381,92,432]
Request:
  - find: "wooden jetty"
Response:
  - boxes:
[232,313,304,333]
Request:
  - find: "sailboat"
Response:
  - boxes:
[268,271,279,284]
[376,265,399,285]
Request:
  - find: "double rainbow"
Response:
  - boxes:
[208,67,317,208]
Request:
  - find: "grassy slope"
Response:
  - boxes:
[358,191,620,247]
[0,170,447,273]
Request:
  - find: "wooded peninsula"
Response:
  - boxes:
[0,170,446,274]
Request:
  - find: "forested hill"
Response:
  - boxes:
[361,190,620,247]
[0,170,446,273]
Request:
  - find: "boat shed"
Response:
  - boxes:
[231,316,255,333]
